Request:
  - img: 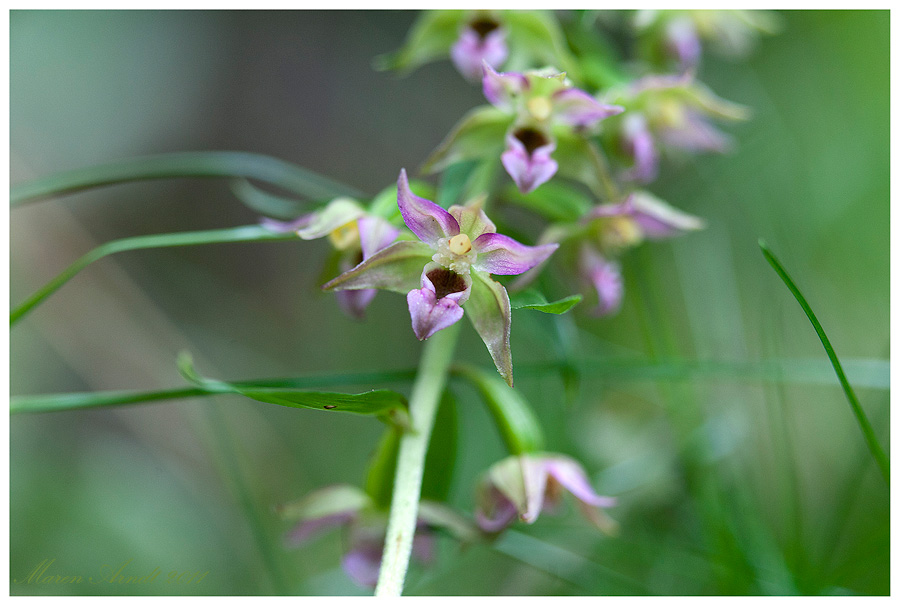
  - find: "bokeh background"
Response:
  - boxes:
[10,10,889,596]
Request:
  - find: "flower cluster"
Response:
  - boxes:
[325,170,558,386]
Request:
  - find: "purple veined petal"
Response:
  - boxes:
[341,539,383,588]
[482,61,529,112]
[621,113,659,183]
[472,232,559,276]
[357,216,400,260]
[407,287,465,341]
[336,288,377,320]
[543,456,617,509]
[475,485,520,533]
[551,87,625,129]
[450,26,508,82]
[658,111,733,153]
[665,16,702,70]
[628,191,706,239]
[580,247,623,317]
[285,511,356,547]
[501,128,558,194]
[397,169,459,246]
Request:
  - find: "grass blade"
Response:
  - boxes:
[11,151,363,206]
[10,225,297,325]
[759,238,889,485]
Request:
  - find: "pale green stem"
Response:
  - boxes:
[374,322,460,596]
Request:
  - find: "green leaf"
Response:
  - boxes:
[11,225,297,326]
[455,364,545,455]
[364,426,403,509]
[501,180,593,222]
[373,10,464,73]
[421,106,512,174]
[178,352,411,428]
[421,389,458,502]
[759,239,889,485]
[11,151,362,206]
[503,10,582,80]
[509,288,582,314]
[229,178,309,220]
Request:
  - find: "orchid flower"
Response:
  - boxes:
[483,63,624,193]
[475,454,617,534]
[279,484,436,588]
[262,198,399,318]
[577,190,705,316]
[635,10,780,70]
[324,169,558,386]
[605,72,750,184]
[451,16,508,81]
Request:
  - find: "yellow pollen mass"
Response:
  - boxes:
[328,221,360,251]
[448,233,472,255]
[527,96,553,122]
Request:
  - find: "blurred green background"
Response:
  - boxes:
[10,10,889,595]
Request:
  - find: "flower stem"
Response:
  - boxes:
[374,321,461,596]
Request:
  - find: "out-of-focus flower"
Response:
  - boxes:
[262,198,399,318]
[475,454,617,533]
[605,73,749,184]
[451,15,508,81]
[483,63,624,193]
[375,10,579,82]
[635,10,781,70]
[324,170,557,385]
[278,484,436,588]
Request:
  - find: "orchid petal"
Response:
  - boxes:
[407,287,465,340]
[342,540,382,588]
[336,288,377,319]
[295,197,366,240]
[472,233,558,276]
[449,197,496,240]
[622,113,659,183]
[357,216,400,260]
[323,240,432,295]
[580,248,623,317]
[544,456,617,509]
[486,455,547,524]
[260,215,314,234]
[658,111,733,153]
[501,130,558,194]
[665,16,702,69]
[551,88,624,129]
[482,61,528,112]
[450,27,508,81]
[465,271,513,386]
[397,169,459,246]
[285,511,355,546]
[475,485,519,533]
[628,191,706,238]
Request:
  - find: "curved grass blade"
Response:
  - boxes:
[229,178,309,219]
[178,352,410,428]
[759,239,889,485]
[509,288,582,314]
[11,151,363,206]
[10,225,296,326]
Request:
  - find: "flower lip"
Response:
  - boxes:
[469,17,500,38]
[513,126,551,156]
[426,267,469,300]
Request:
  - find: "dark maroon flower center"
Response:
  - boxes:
[469,18,500,40]
[514,127,550,156]
[427,268,468,299]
